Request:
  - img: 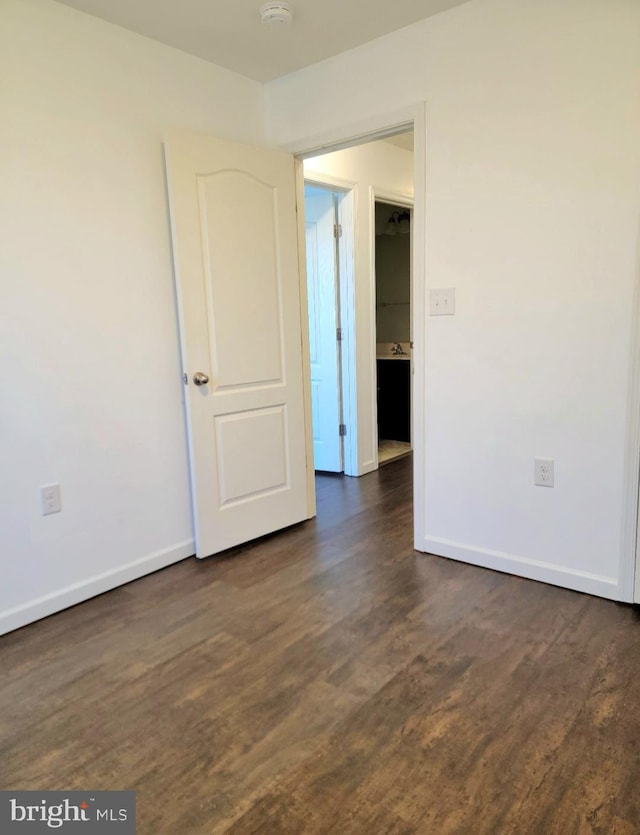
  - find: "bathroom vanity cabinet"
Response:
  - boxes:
[376,358,411,442]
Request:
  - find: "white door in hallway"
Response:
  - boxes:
[304,186,342,472]
[164,131,309,557]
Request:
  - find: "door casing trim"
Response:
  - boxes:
[290,103,427,552]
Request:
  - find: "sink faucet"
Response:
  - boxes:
[391,342,407,355]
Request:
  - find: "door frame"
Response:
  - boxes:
[372,189,415,470]
[290,103,427,552]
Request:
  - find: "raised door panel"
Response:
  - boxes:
[198,171,283,390]
[214,406,289,506]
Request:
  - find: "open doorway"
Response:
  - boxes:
[301,128,416,513]
[375,199,412,465]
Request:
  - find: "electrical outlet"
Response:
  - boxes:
[534,459,554,488]
[429,288,455,316]
[41,483,62,515]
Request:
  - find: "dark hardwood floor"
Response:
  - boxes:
[2,456,640,833]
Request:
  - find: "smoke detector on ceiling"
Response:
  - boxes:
[260,2,293,26]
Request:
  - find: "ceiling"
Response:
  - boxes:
[56,0,471,82]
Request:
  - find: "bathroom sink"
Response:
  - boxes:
[376,341,411,360]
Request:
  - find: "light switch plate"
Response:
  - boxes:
[41,483,62,515]
[429,288,455,315]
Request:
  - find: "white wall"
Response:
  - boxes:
[2,0,639,637]
[0,0,265,634]
[304,142,414,473]
[269,0,640,599]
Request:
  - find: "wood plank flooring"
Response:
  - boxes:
[2,456,640,833]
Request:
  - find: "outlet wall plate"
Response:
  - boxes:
[534,458,554,487]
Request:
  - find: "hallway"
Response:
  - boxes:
[2,457,640,833]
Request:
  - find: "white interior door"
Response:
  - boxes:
[164,130,309,557]
[304,186,342,472]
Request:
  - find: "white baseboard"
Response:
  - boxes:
[359,459,378,476]
[422,536,621,601]
[0,539,195,637]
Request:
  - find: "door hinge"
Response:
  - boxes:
[334,223,342,238]
[339,424,347,436]
[336,327,343,342]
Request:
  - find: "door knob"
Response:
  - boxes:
[193,372,210,386]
